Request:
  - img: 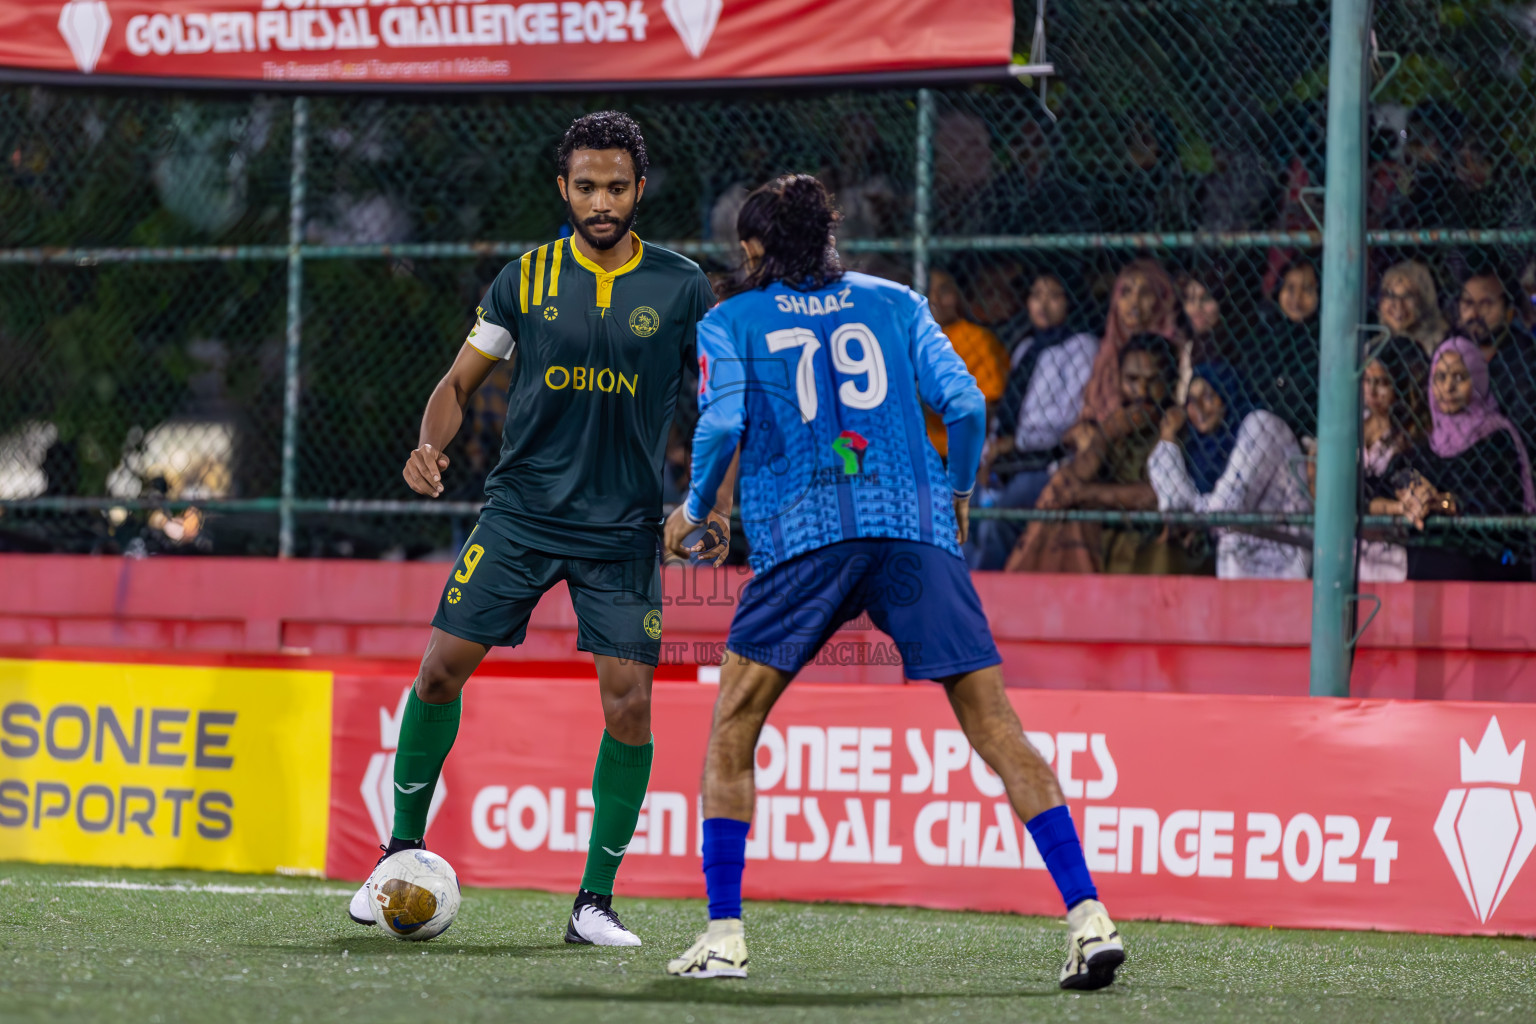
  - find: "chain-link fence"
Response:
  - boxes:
[1,1,1533,580]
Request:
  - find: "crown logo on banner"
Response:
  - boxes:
[663,0,722,59]
[1434,717,1536,924]
[1461,717,1526,784]
[58,1,111,74]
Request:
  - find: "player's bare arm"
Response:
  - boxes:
[663,449,739,565]
[953,493,970,546]
[403,342,500,498]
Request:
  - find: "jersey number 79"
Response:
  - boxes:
[765,323,888,422]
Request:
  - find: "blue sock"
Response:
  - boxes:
[1026,805,1098,910]
[701,817,751,920]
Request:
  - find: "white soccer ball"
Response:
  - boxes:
[367,848,461,941]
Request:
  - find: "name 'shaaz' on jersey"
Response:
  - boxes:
[686,271,987,575]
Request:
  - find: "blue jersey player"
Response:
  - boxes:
[661,175,1124,990]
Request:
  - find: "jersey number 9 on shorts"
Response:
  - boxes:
[765,323,888,422]
[455,544,484,583]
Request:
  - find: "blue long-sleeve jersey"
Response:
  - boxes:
[684,272,986,574]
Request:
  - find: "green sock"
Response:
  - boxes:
[580,730,654,895]
[391,691,461,841]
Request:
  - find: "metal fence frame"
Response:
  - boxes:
[4,10,1536,697]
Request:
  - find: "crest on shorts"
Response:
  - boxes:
[643,609,663,639]
[447,587,462,604]
[629,306,660,337]
[544,306,559,321]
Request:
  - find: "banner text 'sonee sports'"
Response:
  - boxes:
[328,678,1536,937]
[0,659,332,875]
[4,655,1534,937]
[0,0,1014,85]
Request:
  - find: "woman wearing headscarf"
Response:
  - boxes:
[1148,364,1312,579]
[1079,259,1184,425]
[1359,340,1429,582]
[1389,336,1535,580]
[1256,254,1321,443]
[1177,269,1231,365]
[1378,260,1451,358]
[968,271,1100,569]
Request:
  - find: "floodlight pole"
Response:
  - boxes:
[1310,0,1372,697]
[279,96,308,559]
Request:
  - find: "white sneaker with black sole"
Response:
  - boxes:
[1058,899,1124,990]
[347,838,425,926]
[565,889,641,946]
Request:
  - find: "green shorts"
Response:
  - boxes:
[431,525,664,665]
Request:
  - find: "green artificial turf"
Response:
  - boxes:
[1,861,1532,1023]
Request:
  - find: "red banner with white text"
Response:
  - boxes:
[326,677,1536,937]
[0,0,1012,86]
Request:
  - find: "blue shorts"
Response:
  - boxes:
[726,538,1001,681]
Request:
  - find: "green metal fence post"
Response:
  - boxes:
[1309,0,1372,697]
[913,87,933,294]
[279,96,309,559]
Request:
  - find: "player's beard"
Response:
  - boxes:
[568,202,637,252]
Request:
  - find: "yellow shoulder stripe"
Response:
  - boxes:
[532,244,549,306]
[548,238,563,298]
[519,250,532,314]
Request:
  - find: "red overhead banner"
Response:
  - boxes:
[327,676,1536,938]
[0,0,1014,86]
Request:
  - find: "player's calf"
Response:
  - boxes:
[945,667,1125,990]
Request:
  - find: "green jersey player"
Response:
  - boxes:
[347,111,733,946]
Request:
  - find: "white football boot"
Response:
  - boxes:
[1058,899,1125,990]
[565,890,642,946]
[348,840,424,926]
[666,918,749,979]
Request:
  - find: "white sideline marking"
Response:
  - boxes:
[21,879,353,896]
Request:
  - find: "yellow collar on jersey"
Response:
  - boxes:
[567,232,645,309]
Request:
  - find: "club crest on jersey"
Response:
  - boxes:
[831,431,869,474]
[543,306,559,321]
[629,306,660,337]
[643,609,663,639]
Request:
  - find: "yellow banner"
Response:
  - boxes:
[0,659,331,875]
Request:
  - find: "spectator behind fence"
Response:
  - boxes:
[931,109,996,236]
[1177,270,1230,364]
[925,269,1008,458]
[967,273,1099,569]
[1359,341,1429,582]
[984,115,1100,238]
[817,111,902,276]
[1080,260,1183,425]
[1256,255,1321,443]
[1149,364,1311,580]
[1458,272,1536,453]
[1379,260,1450,357]
[1099,111,1193,233]
[968,259,1031,342]
[1006,335,1206,575]
[1391,336,1535,581]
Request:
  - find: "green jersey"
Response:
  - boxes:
[466,233,713,560]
